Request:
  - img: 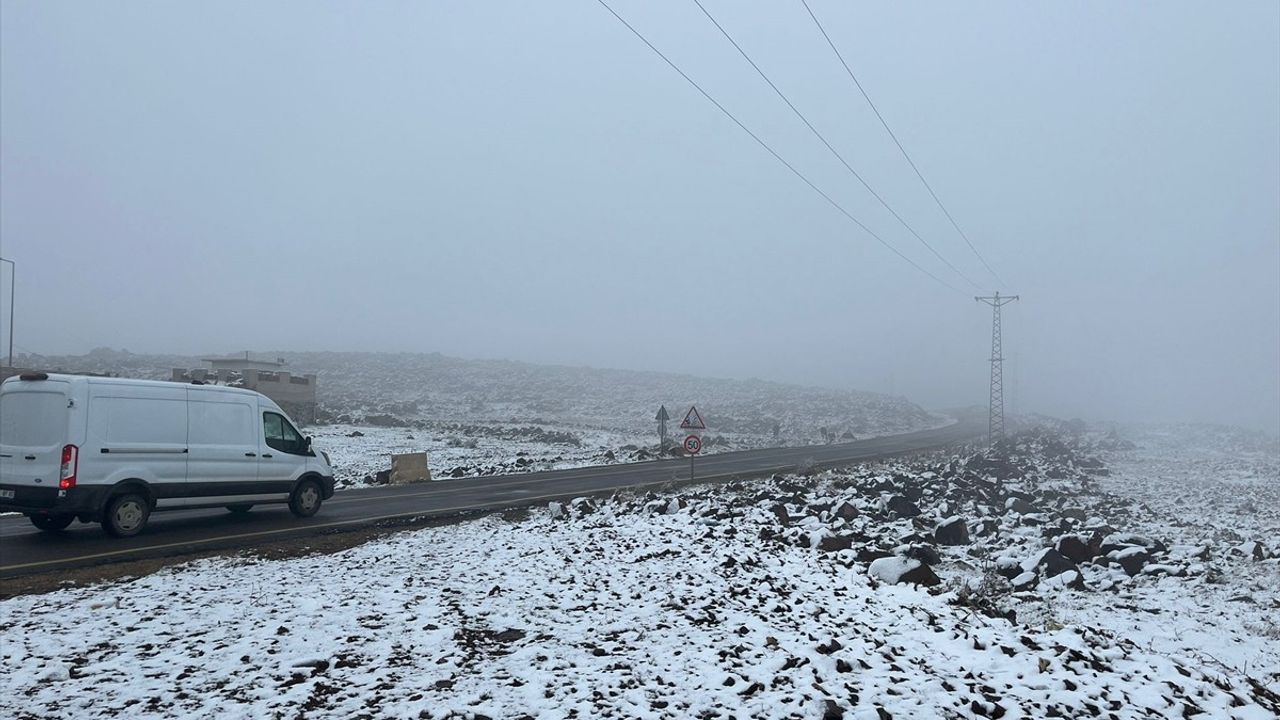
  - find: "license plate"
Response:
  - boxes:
[0,489,14,500]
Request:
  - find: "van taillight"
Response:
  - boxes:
[59,445,78,490]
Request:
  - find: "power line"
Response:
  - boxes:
[799,0,1007,288]
[593,0,964,295]
[691,0,979,290]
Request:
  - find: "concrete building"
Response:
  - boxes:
[171,355,318,425]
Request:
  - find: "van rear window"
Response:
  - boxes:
[0,391,67,447]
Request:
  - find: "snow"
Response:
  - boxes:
[2,423,1277,718]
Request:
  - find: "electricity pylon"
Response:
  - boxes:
[975,292,1019,445]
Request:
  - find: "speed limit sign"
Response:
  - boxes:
[683,434,703,455]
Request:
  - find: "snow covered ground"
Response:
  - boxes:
[2,424,1276,718]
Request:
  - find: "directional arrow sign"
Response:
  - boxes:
[656,405,670,422]
[680,405,706,430]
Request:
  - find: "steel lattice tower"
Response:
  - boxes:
[975,292,1019,445]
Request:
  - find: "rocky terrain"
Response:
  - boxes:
[2,424,1276,718]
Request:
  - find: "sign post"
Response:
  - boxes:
[656,405,670,451]
[680,405,706,481]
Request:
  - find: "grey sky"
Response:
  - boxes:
[2,1,1277,432]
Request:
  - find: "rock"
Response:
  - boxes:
[770,504,793,525]
[833,502,859,521]
[346,430,364,437]
[868,556,940,586]
[1040,569,1085,590]
[934,517,970,546]
[1055,535,1096,564]
[1232,541,1267,561]
[1023,549,1078,578]
[899,563,942,587]
[903,544,941,566]
[996,556,1023,580]
[856,548,892,564]
[818,534,856,553]
[1104,534,1167,555]
[1110,546,1150,576]
[887,496,921,518]
[1005,497,1040,515]
[822,699,844,720]
[816,638,843,654]
[602,450,616,461]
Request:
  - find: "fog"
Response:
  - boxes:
[1,1,1277,433]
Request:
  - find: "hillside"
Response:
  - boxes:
[14,347,941,446]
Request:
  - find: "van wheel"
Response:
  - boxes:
[226,504,253,514]
[30,514,75,532]
[103,493,150,537]
[289,479,322,518]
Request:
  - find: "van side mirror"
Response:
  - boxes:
[304,436,313,450]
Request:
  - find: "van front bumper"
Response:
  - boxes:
[0,484,108,518]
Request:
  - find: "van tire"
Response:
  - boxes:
[289,479,322,518]
[103,493,150,537]
[226,504,253,514]
[30,514,75,532]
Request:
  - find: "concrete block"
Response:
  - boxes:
[391,452,432,485]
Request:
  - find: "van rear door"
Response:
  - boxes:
[0,380,71,499]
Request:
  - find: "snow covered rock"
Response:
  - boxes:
[868,556,941,586]
[934,517,970,546]
[1005,496,1040,515]
[832,501,858,521]
[818,533,857,553]
[1022,548,1078,579]
[1231,540,1268,561]
[1109,546,1151,577]
[1055,534,1097,564]
[886,495,921,518]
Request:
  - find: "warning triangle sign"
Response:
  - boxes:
[679,405,706,430]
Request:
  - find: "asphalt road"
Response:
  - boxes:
[0,419,982,579]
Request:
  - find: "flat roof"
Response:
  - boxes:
[202,357,285,366]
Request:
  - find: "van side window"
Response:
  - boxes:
[263,412,306,455]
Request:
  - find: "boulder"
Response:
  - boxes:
[818,534,856,553]
[887,496,921,518]
[1023,549,1078,579]
[1110,546,1150,576]
[833,502,859,521]
[903,544,941,566]
[868,556,941,586]
[1055,535,1097,564]
[1005,497,1040,515]
[934,517,970,546]
[1104,534,1167,555]
[856,548,893,564]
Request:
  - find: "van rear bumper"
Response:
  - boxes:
[0,484,108,517]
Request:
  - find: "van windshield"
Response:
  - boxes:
[0,390,68,447]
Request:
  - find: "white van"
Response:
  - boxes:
[0,372,335,537]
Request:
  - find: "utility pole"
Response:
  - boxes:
[975,292,1018,445]
[0,257,13,369]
